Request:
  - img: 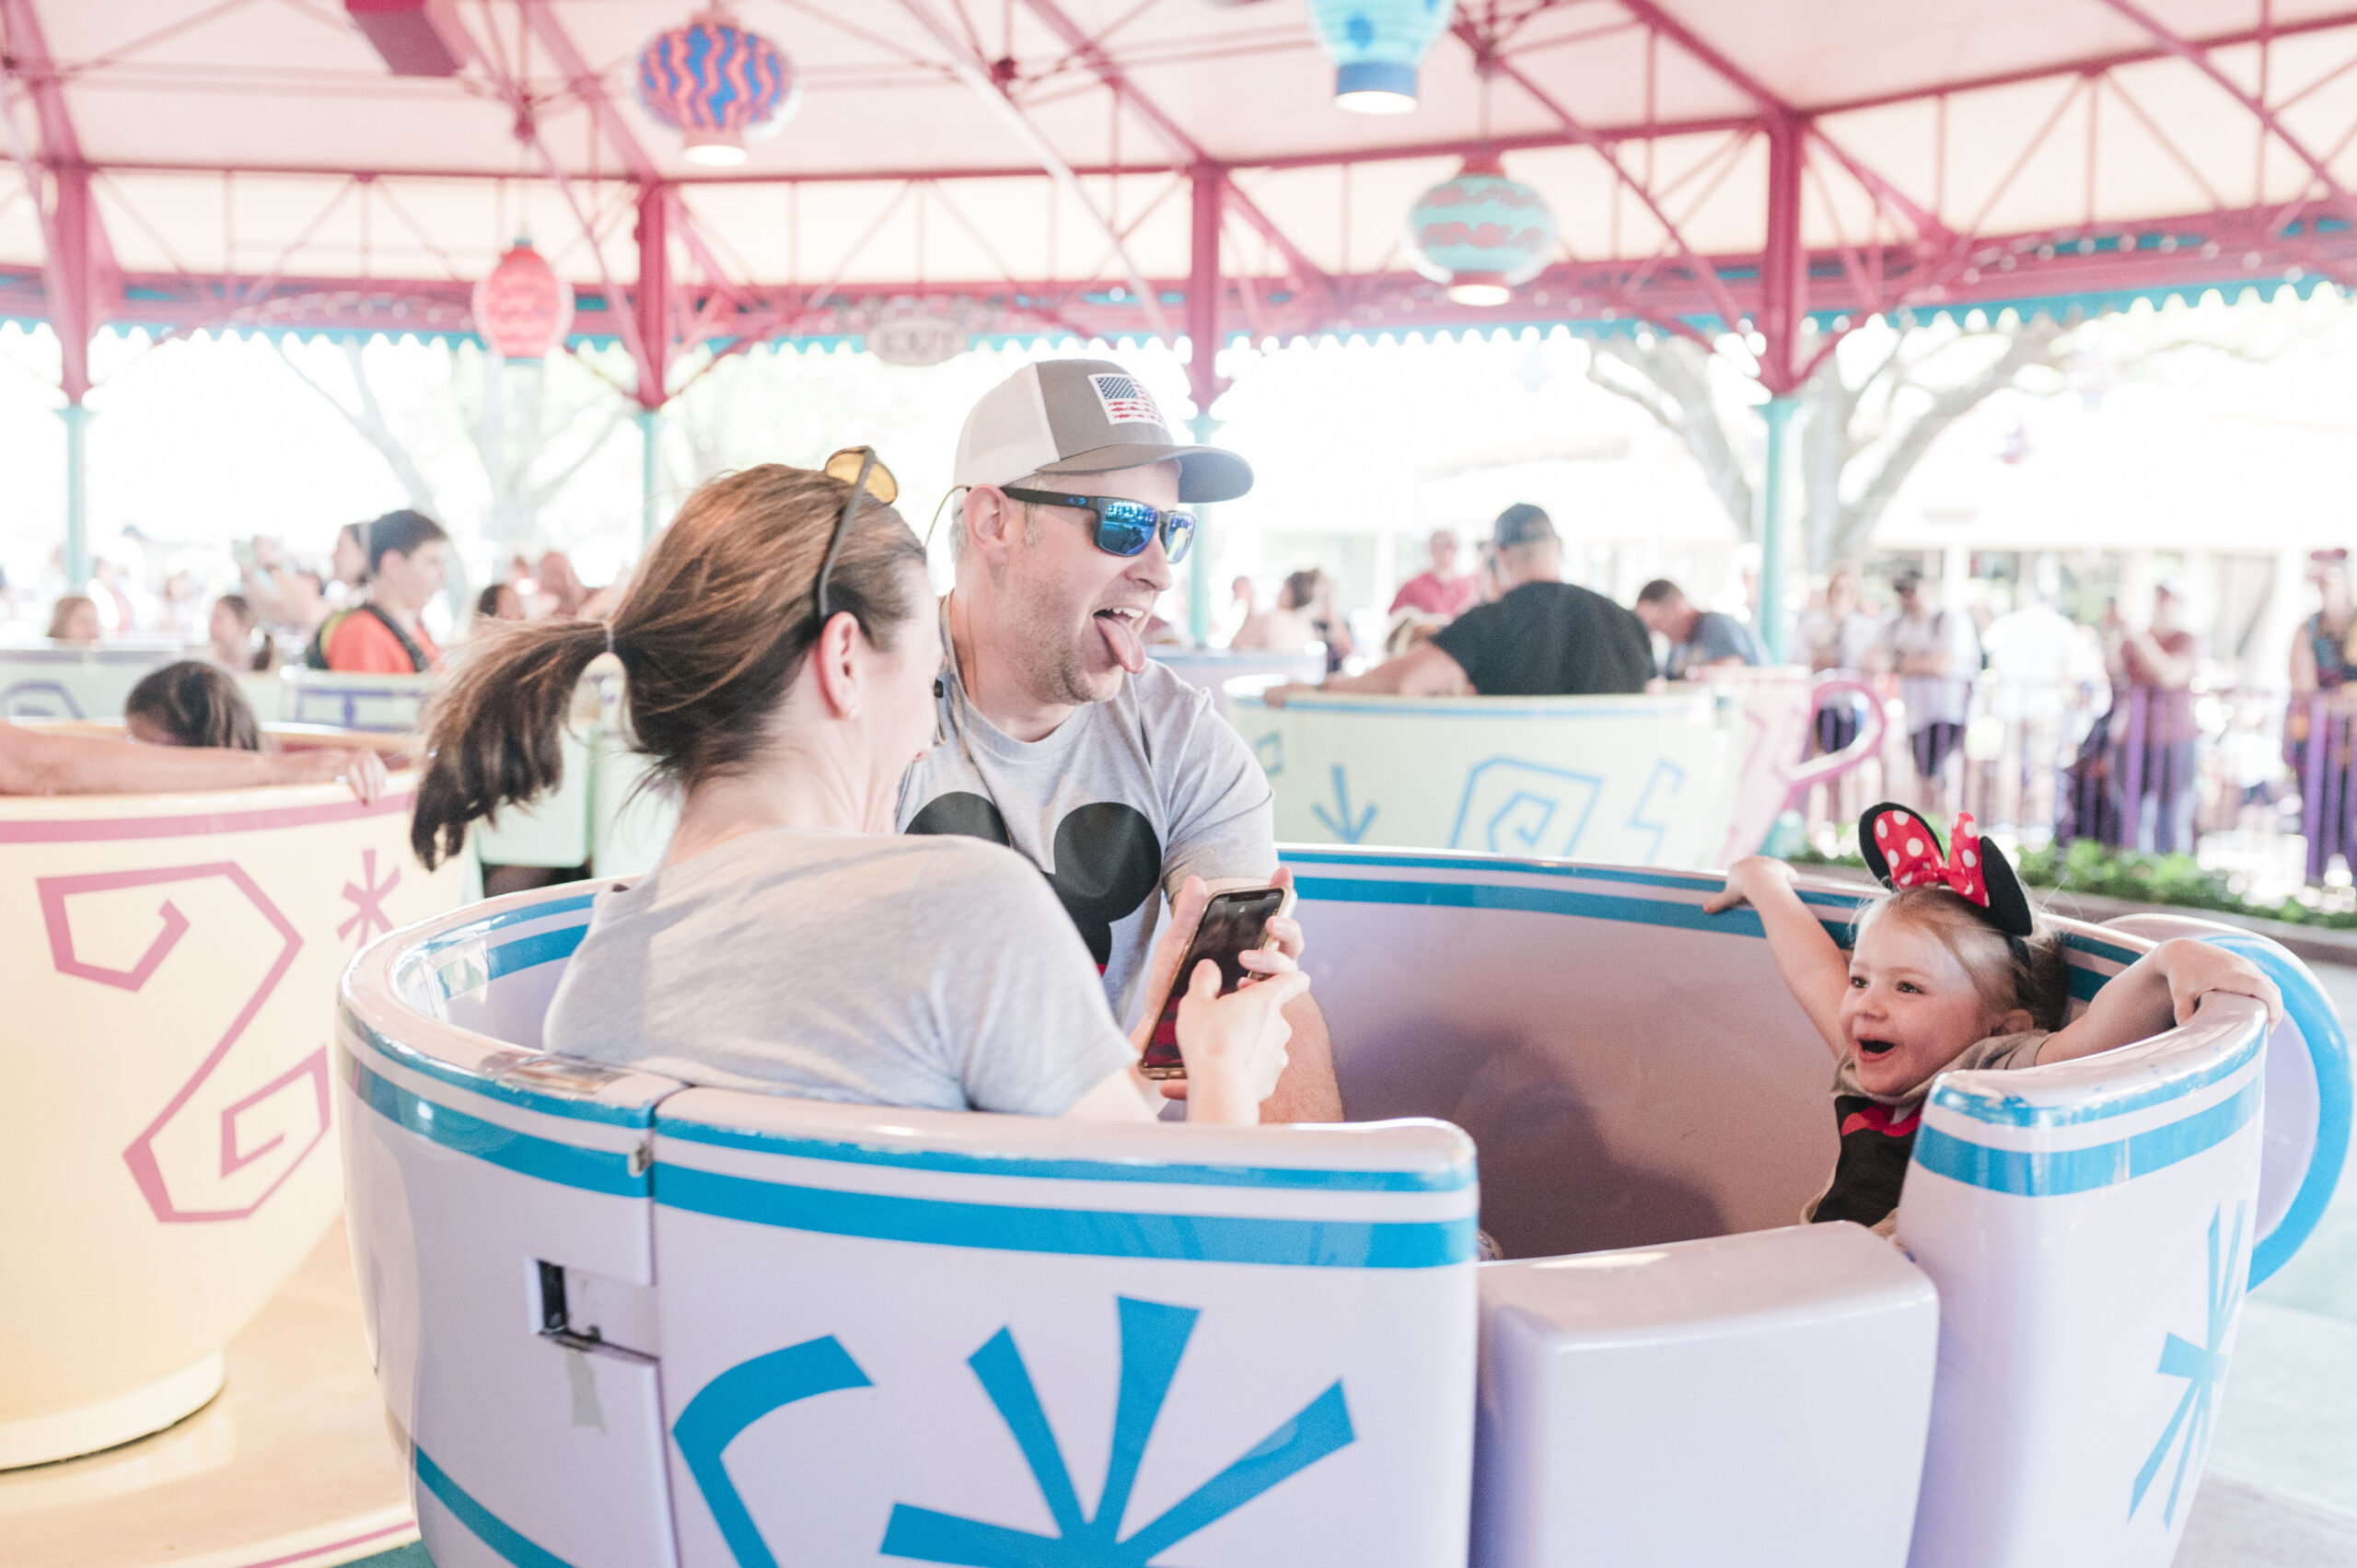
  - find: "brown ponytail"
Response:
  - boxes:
[410,463,923,869]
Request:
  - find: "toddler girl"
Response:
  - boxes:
[1708,802,2281,1234]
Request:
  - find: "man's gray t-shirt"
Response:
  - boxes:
[898,657,1275,1023]
[544,830,1133,1113]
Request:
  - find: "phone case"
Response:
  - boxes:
[1139,884,1295,1080]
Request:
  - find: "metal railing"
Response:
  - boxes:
[1794,673,2356,887]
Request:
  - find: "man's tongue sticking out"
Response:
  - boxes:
[1096,609,1146,674]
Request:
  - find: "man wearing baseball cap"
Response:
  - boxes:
[899,358,1341,1121]
[1272,502,1653,703]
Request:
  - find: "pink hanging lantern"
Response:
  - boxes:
[471,239,574,360]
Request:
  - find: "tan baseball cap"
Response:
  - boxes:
[954,358,1253,503]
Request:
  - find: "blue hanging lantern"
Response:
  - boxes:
[1309,0,1458,114]
[635,6,798,167]
[1407,157,1558,306]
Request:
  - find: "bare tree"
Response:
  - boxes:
[469,354,633,556]
[1798,320,2069,569]
[1585,319,2072,574]
[1585,332,1755,537]
[273,337,443,516]
[273,336,630,562]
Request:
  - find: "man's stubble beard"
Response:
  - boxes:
[989,505,1120,711]
[1002,584,1116,710]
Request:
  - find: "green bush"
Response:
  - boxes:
[1783,837,2357,931]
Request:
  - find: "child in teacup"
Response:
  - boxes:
[1706,803,2282,1235]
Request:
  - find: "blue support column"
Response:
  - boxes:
[635,406,663,545]
[1757,394,1798,662]
[1187,412,1220,646]
[60,401,90,586]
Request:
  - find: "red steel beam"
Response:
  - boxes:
[1186,164,1226,414]
[1611,0,1949,244]
[633,184,672,411]
[48,163,94,401]
[1757,112,1806,394]
[462,41,661,398]
[510,0,657,184]
[513,0,754,362]
[74,117,1763,186]
[893,0,1174,341]
[1015,0,1332,292]
[1463,20,1754,339]
[2090,0,2357,226]
[1815,7,2357,116]
[1,0,118,400]
[11,196,2347,348]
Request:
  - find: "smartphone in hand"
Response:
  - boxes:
[1139,884,1295,1080]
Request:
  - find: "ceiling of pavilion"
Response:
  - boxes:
[3,0,2356,354]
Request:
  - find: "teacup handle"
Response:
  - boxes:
[1782,673,1887,798]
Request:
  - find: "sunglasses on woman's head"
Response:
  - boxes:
[813,447,899,623]
[1000,486,1196,565]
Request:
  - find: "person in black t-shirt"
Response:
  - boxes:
[1267,504,1653,703]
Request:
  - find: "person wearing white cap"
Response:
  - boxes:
[899,358,1341,1122]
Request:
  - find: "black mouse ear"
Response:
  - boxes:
[1858,801,1941,888]
[1975,832,2038,937]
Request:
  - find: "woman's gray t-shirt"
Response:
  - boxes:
[542,829,1136,1114]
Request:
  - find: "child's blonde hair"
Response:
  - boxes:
[1853,884,2073,1031]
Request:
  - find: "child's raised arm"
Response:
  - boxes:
[2038,937,2282,1066]
[1703,855,1851,1060]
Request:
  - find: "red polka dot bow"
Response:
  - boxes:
[1870,807,1991,908]
[1856,799,2036,935]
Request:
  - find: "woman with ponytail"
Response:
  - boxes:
[411,460,1304,1126]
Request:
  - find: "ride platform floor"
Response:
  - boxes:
[0,1216,415,1568]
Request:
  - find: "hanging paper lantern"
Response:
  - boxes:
[1407,158,1558,306]
[1308,0,1457,114]
[471,239,574,360]
[635,7,798,167]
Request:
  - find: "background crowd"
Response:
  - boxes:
[1227,517,2357,889]
[9,498,2354,897]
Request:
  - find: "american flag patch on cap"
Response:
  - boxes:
[1089,373,1166,427]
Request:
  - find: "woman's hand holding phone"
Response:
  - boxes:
[1131,873,1311,1118]
[1130,876,1213,1060]
[1175,954,1307,1124]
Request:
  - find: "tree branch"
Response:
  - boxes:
[1588,336,1755,540]
[272,338,439,514]
[529,401,631,510]
[1834,319,2068,562]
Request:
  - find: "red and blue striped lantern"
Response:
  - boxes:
[635,8,797,167]
[471,239,573,360]
[1406,158,1559,306]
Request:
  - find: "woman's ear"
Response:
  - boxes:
[810,610,865,719]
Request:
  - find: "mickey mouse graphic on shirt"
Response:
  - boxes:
[905,793,1164,970]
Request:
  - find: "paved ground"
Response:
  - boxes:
[2183,958,2357,1567]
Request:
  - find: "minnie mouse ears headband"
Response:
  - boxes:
[1857,801,2036,938]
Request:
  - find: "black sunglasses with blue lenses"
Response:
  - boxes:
[1001,486,1196,565]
